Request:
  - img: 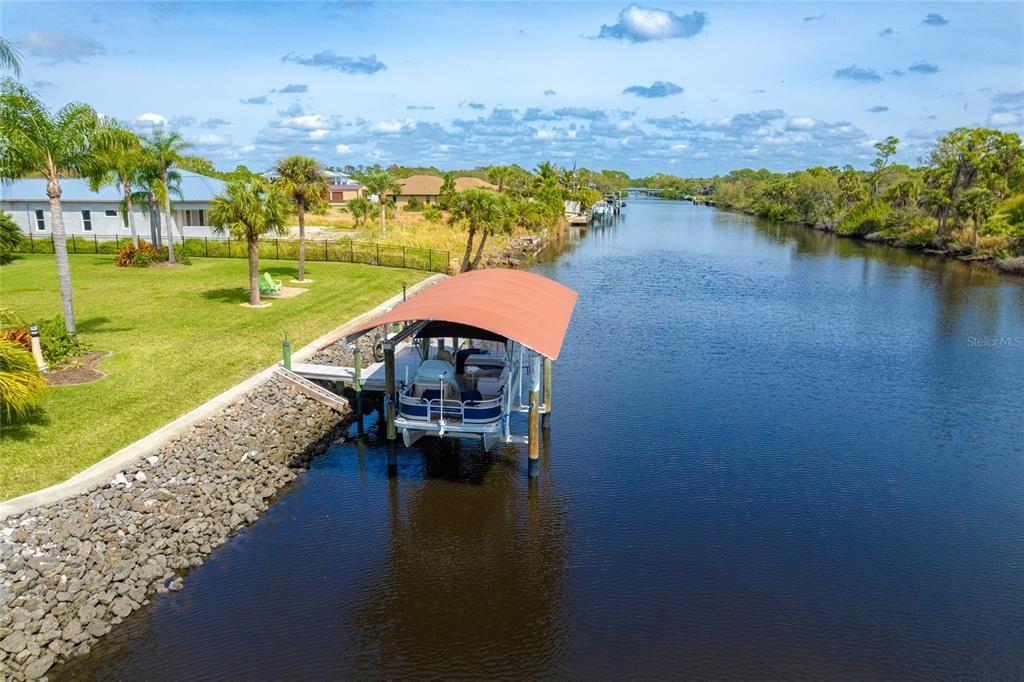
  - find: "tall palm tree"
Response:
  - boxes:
[274,155,328,282]
[535,161,559,187]
[0,37,22,76]
[144,130,191,264]
[0,79,119,333]
[448,188,506,272]
[209,177,291,306]
[359,170,402,237]
[89,126,148,246]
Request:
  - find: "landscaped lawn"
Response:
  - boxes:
[0,254,425,500]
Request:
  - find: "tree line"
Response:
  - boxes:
[635,128,1024,258]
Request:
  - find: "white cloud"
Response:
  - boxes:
[789,116,816,129]
[670,143,688,150]
[239,144,256,153]
[136,112,168,126]
[283,114,329,129]
[335,144,352,153]
[197,133,227,146]
[368,118,416,134]
[989,112,1021,128]
[309,129,331,140]
[536,129,556,140]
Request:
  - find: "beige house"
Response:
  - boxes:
[328,181,365,204]
[394,175,497,205]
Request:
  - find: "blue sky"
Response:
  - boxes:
[4,1,1023,176]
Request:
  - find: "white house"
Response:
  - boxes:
[1,171,229,241]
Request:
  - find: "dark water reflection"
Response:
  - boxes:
[58,201,1024,680]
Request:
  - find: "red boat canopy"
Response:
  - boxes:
[351,269,578,360]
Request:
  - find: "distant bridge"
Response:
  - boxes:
[623,187,664,198]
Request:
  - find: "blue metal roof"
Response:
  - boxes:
[0,171,227,203]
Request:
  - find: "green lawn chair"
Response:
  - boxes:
[259,272,282,295]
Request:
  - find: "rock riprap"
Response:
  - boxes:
[0,377,350,680]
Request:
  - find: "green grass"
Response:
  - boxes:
[0,254,425,499]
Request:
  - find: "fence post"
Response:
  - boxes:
[376,243,380,265]
[114,235,119,250]
[94,234,98,253]
[227,239,231,258]
[349,239,354,263]
[275,239,279,260]
[72,236,77,254]
[403,246,407,269]
[324,239,328,261]
[428,249,432,272]
[205,237,209,257]
[29,233,34,253]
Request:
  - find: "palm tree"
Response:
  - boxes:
[535,161,559,187]
[486,165,514,193]
[209,177,291,306]
[0,37,21,76]
[89,126,148,246]
[448,188,506,272]
[347,197,373,227]
[274,155,328,282]
[957,187,997,248]
[359,170,402,237]
[144,130,191,264]
[0,79,119,333]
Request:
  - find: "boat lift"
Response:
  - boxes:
[289,269,578,476]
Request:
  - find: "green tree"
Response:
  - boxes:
[0,79,120,333]
[0,37,21,76]
[869,135,899,202]
[438,172,457,209]
[357,170,402,237]
[209,178,291,306]
[274,155,328,282]
[347,197,373,227]
[448,188,506,272]
[88,126,148,246]
[486,165,515,192]
[144,130,192,264]
[957,186,997,247]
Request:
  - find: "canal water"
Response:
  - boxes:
[59,201,1024,679]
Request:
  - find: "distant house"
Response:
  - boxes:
[1,171,228,241]
[327,179,365,204]
[394,175,497,205]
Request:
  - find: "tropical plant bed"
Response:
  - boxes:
[44,351,111,386]
[0,253,422,499]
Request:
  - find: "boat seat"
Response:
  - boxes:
[455,348,485,374]
[477,376,503,397]
[460,389,483,405]
[435,350,452,363]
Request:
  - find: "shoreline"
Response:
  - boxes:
[694,201,1024,278]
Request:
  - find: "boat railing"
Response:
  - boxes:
[398,387,504,424]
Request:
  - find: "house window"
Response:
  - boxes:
[81,210,92,231]
[34,210,45,231]
[105,209,117,217]
[183,209,206,227]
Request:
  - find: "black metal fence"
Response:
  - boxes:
[13,233,451,274]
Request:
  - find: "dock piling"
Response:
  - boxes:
[528,353,541,477]
[282,332,291,370]
[384,342,397,442]
[352,346,363,436]
[542,357,552,428]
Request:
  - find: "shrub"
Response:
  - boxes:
[116,240,160,267]
[405,197,423,211]
[997,193,1024,228]
[38,314,83,367]
[0,339,47,424]
[838,200,892,236]
[1,211,22,264]
[423,205,442,223]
